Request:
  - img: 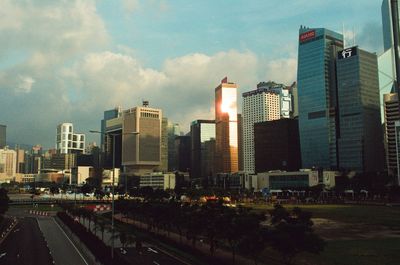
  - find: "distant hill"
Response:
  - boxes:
[5,142,34,150]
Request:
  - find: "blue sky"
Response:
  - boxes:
[0,0,384,148]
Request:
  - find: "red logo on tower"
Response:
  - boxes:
[299,30,316,42]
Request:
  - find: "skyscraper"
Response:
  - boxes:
[167,122,180,171]
[382,0,400,52]
[100,107,122,151]
[242,84,280,173]
[56,123,85,154]
[190,119,215,178]
[0,125,6,148]
[122,105,162,176]
[336,46,384,172]
[256,81,293,118]
[160,117,168,172]
[215,77,238,173]
[384,93,400,175]
[297,26,343,169]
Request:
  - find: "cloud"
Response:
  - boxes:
[16,75,35,94]
[0,0,298,147]
[264,58,297,85]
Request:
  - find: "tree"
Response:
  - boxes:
[270,205,324,265]
[0,188,9,220]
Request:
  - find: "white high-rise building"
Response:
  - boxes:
[242,86,280,174]
[56,123,85,154]
[0,147,17,182]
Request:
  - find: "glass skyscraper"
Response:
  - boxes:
[215,77,238,173]
[190,120,215,178]
[382,0,400,52]
[297,27,343,169]
[336,46,384,172]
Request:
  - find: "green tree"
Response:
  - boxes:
[0,188,9,220]
[270,205,324,265]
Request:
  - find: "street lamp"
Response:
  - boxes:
[89,129,139,259]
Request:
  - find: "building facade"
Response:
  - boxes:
[167,122,180,171]
[242,85,280,173]
[297,26,343,169]
[384,93,400,175]
[122,105,162,176]
[0,148,16,182]
[215,77,239,173]
[0,125,6,148]
[254,119,301,173]
[336,46,384,172]
[56,123,85,154]
[190,120,215,178]
[160,117,168,172]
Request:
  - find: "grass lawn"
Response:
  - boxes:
[298,238,400,265]
[246,203,400,229]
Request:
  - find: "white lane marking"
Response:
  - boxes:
[0,253,6,258]
[148,247,158,254]
[153,261,160,265]
[51,218,89,265]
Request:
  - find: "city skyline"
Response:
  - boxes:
[0,0,383,148]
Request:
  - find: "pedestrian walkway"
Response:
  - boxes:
[114,213,262,265]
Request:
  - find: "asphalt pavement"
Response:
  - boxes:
[0,217,53,265]
[36,217,89,265]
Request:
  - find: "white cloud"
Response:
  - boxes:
[0,0,299,147]
[16,75,35,94]
[265,58,297,85]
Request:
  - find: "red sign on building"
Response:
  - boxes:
[299,30,316,42]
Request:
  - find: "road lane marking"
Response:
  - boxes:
[0,252,6,258]
[51,218,89,265]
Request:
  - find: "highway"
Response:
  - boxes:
[37,217,89,265]
[0,217,53,265]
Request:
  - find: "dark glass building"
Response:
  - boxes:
[190,120,215,178]
[175,135,191,173]
[254,119,301,173]
[0,124,5,148]
[336,46,384,172]
[297,26,343,169]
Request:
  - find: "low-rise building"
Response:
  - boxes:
[139,172,175,190]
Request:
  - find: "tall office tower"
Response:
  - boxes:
[237,114,244,171]
[297,26,343,169]
[382,0,400,52]
[215,77,239,173]
[384,93,400,175]
[122,104,162,176]
[0,147,17,182]
[256,81,292,118]
[254,119,301,173]
[56,123,85,154]
[16,148,25,173]
[160,117,168,172]
[379,0,399,117]
[336,46,384,172]
[167,122,180,171]
[175,135,191,172]
[395,121,400,184]
[190,120,215,178]
[100,107,122,151]
[290,82,299,118]
[0,125,6,148]
[242,85,280,174]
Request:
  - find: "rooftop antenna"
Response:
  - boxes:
[353,26,356,46]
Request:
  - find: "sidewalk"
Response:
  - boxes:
[114,213,263,265]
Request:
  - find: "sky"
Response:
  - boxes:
[0,0,384,149]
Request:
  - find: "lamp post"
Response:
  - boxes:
[89,129,139,259]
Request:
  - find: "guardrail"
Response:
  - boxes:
[9,198,112,205]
